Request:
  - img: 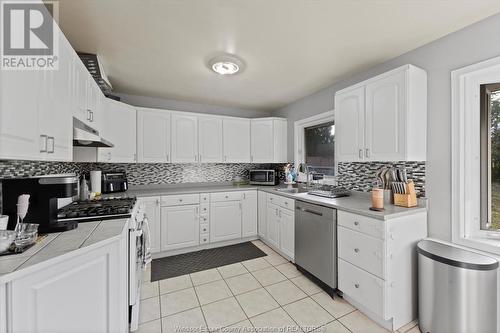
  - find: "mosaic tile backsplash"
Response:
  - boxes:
[337,161,426,197]
[0,160,426,196]
[0,160,284,185]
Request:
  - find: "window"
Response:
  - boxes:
[304,122,335,176]
[480,85,500,231]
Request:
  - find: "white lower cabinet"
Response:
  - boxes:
[337,210,427,331]
[241,191,257,237]
[8,227,128,333]
[161,204,200,251]
[210,200,242,243]
[139,196,161,254]
[263,194,295,260]
[257,191,267,239]
[266,203,281,249]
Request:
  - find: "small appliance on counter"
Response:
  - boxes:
[1,174,79,233]
[101,171,128,193]
[249,169,279,185]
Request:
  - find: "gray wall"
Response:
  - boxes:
[272,12,500,241]
[116,93,271,118]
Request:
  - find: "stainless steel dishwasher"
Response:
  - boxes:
[295,200,336,295]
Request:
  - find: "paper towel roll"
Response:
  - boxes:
[90,170,102,194]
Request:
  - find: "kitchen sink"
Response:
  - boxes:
[274,187,309,194]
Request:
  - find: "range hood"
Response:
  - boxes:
[73,118,114,148]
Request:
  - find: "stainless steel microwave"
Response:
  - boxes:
[249,169,279,185]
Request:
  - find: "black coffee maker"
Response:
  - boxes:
[1,174,79,233]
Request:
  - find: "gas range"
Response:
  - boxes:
[56,197,137,223]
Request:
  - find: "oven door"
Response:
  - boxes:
[129,228,143,332]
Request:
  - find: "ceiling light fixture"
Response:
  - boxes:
[209,54,244,75]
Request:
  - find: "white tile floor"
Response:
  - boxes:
[138,240,422,333]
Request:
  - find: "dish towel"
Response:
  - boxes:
[141,216,152,269]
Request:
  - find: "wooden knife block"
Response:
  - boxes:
[393,181,418,208]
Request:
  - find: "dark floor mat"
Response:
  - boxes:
[151,241,267,282]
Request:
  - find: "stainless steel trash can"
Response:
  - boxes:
[417,239,498,333]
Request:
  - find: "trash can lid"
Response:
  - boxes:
[417,239,499,271]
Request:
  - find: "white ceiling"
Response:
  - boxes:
[57,0,500,111]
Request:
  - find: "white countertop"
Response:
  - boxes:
[126,183,427,220]
[0,218,128,283]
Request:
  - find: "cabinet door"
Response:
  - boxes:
[251,119,274,163]
[161,205,199,251]
[257,191,267,239]
[223,118,250,163]
[137,108,171,163]
[9,233,128,333]
[365,70,406,161]
[40,34,73,162]
[210,201,242,243]
[98,99,137,163]
[279,208,294,260]
[242,191,257,237]
[266,204,280,249]
[171,114,198,163]
[139,196,161,254]
[335,87,365,162]
[73,60,90,124]
[199,116,223,163]
[0,68,41,160]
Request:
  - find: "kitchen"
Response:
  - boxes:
[1,1,500,333]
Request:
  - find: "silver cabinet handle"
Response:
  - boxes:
[354,221,359,226]
[166,154,169,162]
[195,155,197,162]
[47,136,55,153]
[239,202,242,210]
[359,149,363,159]
[90,111,94,122]
[279,209,282,218]
[354,248,360,253]
[86,109,92,121]
[365,148,370,158]
[39,135,48,153]
[275,208,278,216]
[179,199,183,202]
[355,283,360,289]
[156,199,160,206]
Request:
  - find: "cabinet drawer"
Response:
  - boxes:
[337,210,385,239]
[338,259,385,318]
[200,193,209,203]
[200,233,210,244]
[199,215,209,224]
[161,194,200,206]
[200,223,209,234]
[200,204,209,215]
[267,193,295,210]
[210,192,244,202]
[338,226,384,278]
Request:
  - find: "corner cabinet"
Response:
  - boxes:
[250,118,287,163]
[223,118,251,163]
[137,108,171,163]
[98,99,137,163]
[335,64,427,162]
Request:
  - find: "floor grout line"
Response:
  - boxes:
[188,274,210,331]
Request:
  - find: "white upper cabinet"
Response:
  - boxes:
[98,99,137,163]
[199,116,223,163]
[335,87,365,162]
[365,70,406,161]
[137,108,171,163]
[251,119,274,162]
[335,64,427,162]
[171,114,199,163]
[223,118,251,163]
[250,118,288,163]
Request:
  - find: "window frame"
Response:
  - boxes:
[452,55,500,255]
[294,110,335,178]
